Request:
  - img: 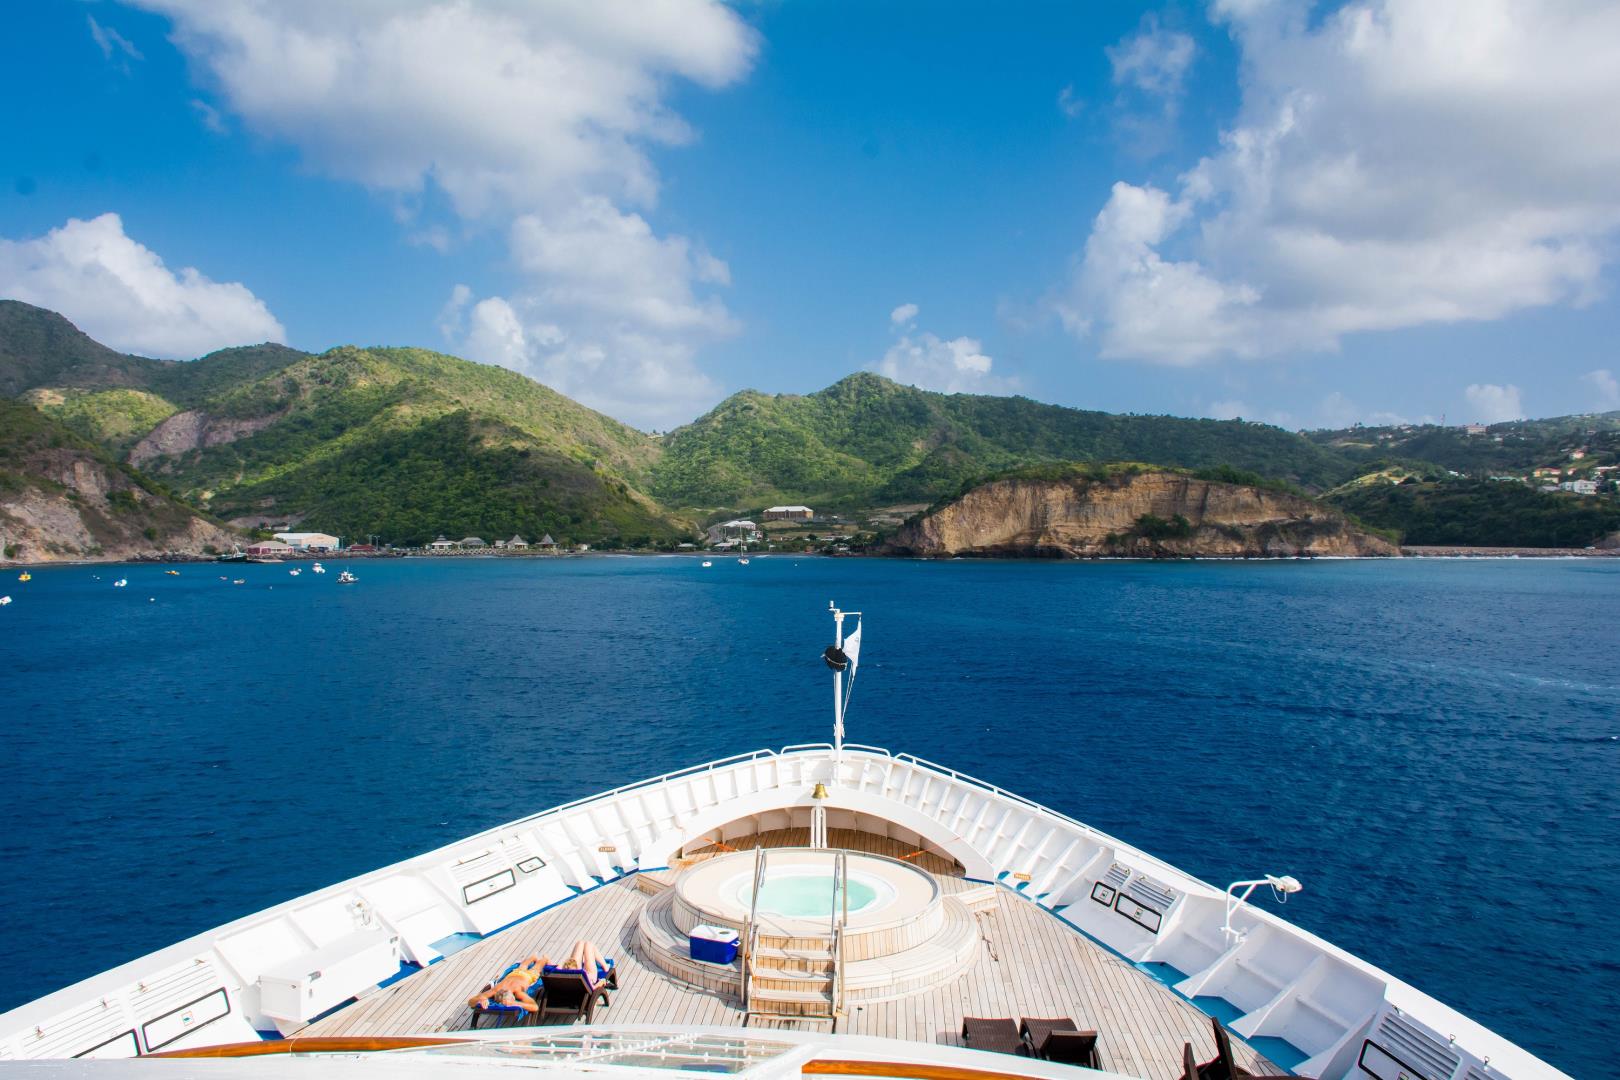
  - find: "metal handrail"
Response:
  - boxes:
[741,845,766,1013]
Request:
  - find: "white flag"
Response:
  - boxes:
[843,620,862,676]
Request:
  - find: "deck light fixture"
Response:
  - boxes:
[1221,874,1303,945]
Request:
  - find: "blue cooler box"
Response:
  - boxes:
[689,923,740,964]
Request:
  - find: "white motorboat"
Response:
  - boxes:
[0,604,1568,1079]
[337,570,357,584]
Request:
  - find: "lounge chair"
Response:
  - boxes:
[1194,1018,1293,1080]
[1020,1017,1079,1058]
[468,963,540,1029]
[1043,1031,1102,1069]
[961,1017,1024,1056]
[538,960,616,1024]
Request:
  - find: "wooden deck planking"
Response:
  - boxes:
[302,837,1278,1080]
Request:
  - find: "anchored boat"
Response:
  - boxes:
[0,604,1568,1079]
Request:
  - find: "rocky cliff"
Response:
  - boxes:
[883,468,1398,558]
[0,400,241,563]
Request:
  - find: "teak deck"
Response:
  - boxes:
[301,831,1279,1080]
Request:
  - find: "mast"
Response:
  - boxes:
[831,601,845,762]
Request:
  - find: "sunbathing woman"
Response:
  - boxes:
[549,938,615,989]
[466,952,546,1012]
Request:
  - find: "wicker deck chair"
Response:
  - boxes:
[537,966,613,1024]
[961,1017,1024,1056]
[1019,1016,1079,1058]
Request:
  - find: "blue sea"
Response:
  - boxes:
[1,556,1615,1075]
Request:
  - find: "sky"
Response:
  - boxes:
[3,1,1619,432]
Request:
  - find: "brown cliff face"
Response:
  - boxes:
[884,471,1397,558]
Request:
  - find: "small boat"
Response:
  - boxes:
[217,551,246,563]
[0,596,11,606]
[16,572,30,582]
[739,557,750,565]
[701,560,713,568]
[113,579,128,588]
[311,563,326,574]
[337,570,357,584]
[289,569,301,576]
[164,570,180,576]
[232,578,245,585]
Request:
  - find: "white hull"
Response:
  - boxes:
[0,744,1565,1078]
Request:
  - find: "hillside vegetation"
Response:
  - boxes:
[652,373,1354,511]
[1326,479,1620,547]
[0,398,237,561]
[0,303,684,547]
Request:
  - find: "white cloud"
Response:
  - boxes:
[1056,85,1084,119]
[135,0,755,428]
[874,312,1013,396]
[133,0,756,219]
[1061,0,1620,367]
[0,213,284,358]
[1581,369,1620,410]
[1464,383,1523,423]
[88,15,143,67]
[444,202,734,428]
[1207,399,1251,420]
[189,98,227,134]
[1107,15,1195,101]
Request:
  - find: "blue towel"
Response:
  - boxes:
[544,958,614,988]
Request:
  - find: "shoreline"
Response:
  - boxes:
[6,547,1620,569]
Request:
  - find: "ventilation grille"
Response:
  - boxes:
[1101,863,1130,889]
[1460,1068,1492,1080]
[1375,1012,1459,1080]
[131,958,222,1019]
[501,835,537,863]
[449,850,503,885]
[20,997,130,1059]
[1124,873,1177,911]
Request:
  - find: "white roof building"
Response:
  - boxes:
[273,532,341,550]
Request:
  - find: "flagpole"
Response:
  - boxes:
[831,601,845,763]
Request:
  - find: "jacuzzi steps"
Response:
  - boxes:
[635,889,982,1016]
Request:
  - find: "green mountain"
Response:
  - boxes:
[0,397,238,562]
[0,302,686,547]
[1308,413,1620,476]
[148,344,683,546]
[651,372,1355,511]
[1325,478,1620,548]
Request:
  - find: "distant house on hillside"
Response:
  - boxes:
[1561,480,1598,495]
[274,531,340,551]
[506,535,528,549]
[1462,423,1488,436]
[429,536,457,550]
[537,534,558,552]
[763,505,813,521]
[245,540,293,557]
[459,536,487,548]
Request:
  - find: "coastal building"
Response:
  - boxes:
[273,531,340,551]
[428,536,457,550]
[1463,423,1488,435]
[345,544,378,554]
[537,534,558,552]
[763,505,813,521]
[505,535,528,549]
[458,536,487,548]
[244,540,293,557]
[1561,479,1598,495]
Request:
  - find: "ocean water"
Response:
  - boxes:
[0,555,1615,1075]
